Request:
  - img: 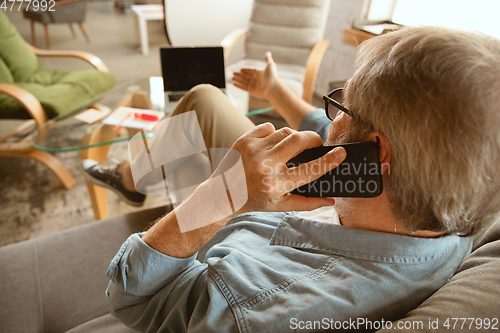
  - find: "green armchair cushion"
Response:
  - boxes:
[0,58,14,84]
[0,69,115,119]
[0,10,41,82]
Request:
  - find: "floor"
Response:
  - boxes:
[1,2,322,247]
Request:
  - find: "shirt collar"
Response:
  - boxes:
[270,215,469,264]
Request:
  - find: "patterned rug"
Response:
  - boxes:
[0,130,168,247]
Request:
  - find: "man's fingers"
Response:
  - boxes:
[240,68,257,74]
[242,122,275,139]
[265,52,275,65]
[272,131,324,160]
[232,76,249,90]
[263,127,295,146]
[232,81,246,91]
[286,147,347,186]
[232,73,249,83]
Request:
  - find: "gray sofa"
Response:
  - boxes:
[1,206,499,333]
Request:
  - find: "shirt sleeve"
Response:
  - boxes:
[106,232,220,332]
[298,108,332,141]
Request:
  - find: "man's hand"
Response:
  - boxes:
[232,51,316,130]
[232,123,347,213]
[232,52,279,100]
[142,123,346,258]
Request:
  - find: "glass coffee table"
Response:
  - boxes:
[30,78,161,220]
[30,78,250,220]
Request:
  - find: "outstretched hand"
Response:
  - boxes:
[231,123,347,213]
[232,52,280,100]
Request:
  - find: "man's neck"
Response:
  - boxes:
[334,193,444,238]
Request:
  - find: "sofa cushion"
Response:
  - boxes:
[0,69,116,119]
[377,219,500,332]
[0,205,170,333]
[64,313,137,333]
[0,10,41,82]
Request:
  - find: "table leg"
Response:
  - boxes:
[138,16,149,55]
[133,11,140,47]
[81,124,118,220]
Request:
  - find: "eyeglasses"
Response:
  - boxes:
[323,88,352,121]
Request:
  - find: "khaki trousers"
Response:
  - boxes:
[170,84,255,148]
[133,85,255,194]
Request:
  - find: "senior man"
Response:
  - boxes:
[105,26,500,332]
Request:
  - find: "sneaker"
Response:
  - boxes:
[80,159,146,206]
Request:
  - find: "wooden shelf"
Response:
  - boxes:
[343,27,376,47]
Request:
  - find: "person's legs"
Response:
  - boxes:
[170,84,255,148]
[83,84,255,203]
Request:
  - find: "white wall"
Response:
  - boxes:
[315,0,364,95]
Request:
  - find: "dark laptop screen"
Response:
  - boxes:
[160,47,226,92]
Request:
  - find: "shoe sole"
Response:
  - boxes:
[79,163,145,207]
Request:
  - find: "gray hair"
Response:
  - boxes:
[345,26,500,235]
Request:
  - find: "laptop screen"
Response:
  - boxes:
[160,47,226,92]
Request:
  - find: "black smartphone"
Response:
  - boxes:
[286,141,383,198]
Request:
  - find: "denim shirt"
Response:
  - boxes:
[106,110,472,332]
[298,108,331,141]
[107,211,471,333]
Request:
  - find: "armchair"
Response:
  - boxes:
[222,0,331,105]
[23,0,90,50]
[0,10,115,189]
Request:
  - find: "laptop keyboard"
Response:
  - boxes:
[168,92,186,102]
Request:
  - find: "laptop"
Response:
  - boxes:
[160,46,226,111]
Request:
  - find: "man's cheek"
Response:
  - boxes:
[326,119,348,145]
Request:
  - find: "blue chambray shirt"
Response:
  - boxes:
[106,110,473,332]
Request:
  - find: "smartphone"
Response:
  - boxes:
[286,141,383,198]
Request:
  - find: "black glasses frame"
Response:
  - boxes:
[323,88,352,121]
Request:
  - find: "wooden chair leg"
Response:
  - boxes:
[84,181,109,220]
[78,23,91,43]
[27,150,75,189]
[43,24,50,49]
[30,20,36,44]
[0,150,76,189]
[68,23,77,38]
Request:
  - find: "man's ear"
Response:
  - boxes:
[366,132,391,174]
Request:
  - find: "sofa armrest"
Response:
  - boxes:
[27,44,110,73]
[0,205,171,333]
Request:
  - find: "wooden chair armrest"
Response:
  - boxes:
[302,40,330,104]
[221,28,248,59]
[27,44,110,73]
[0,83,48,127]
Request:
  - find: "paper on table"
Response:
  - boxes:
[74,108,110,124]
[102,107,165,129]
